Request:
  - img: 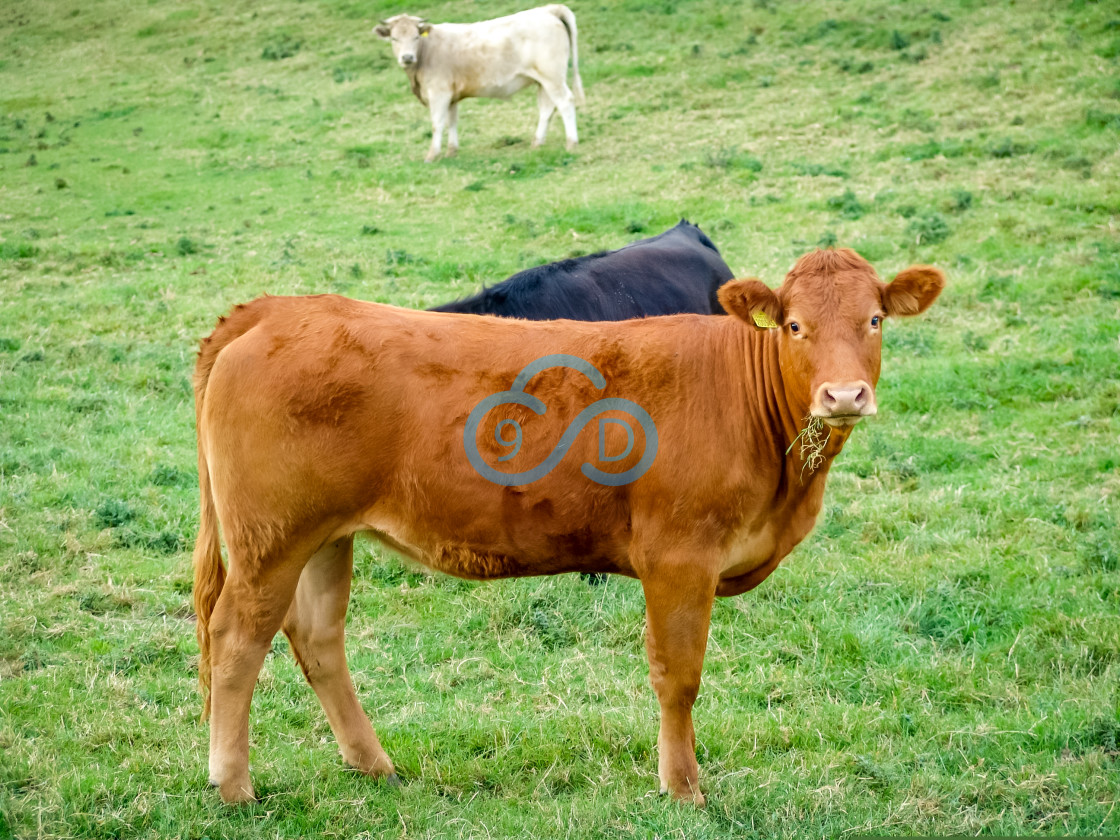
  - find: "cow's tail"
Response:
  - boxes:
[191,301,266,722]
[193,437,225,722]
[553,5,584,105]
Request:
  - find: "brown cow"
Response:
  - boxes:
[192,248,944,805]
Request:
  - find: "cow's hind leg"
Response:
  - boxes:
[532,86,556,149]
[207,554,304,803]
[640,560,717,806]
[282,537,397,783]
[536,78,578,151]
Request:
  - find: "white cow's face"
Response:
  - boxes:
[374,14,431,68]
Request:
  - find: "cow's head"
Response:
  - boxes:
[374,14,431,68]
[718,249,944,429]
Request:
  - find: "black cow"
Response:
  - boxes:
[429,220,732,320]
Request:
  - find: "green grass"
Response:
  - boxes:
[2,0,1119,836]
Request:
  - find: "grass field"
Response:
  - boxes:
[2,0,1119,836]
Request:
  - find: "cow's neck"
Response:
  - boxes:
[405,65,425,104]
[708,322,857,598]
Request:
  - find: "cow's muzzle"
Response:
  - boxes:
[399,53,416,66]
[811,380,877,428]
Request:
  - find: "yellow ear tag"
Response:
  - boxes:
[752,310,779,329]
[421,30,429,37]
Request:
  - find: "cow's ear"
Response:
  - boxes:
[374,22,392,38]
[883,265,945,317]
[418,20,432,35]
[718,279,783,330]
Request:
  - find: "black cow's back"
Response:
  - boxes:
[429,220,732,320]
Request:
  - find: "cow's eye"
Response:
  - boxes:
[789,322,800,334]
[871,315,881,328]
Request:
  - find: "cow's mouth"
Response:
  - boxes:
[819,414,864,429]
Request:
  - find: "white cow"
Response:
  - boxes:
[375,5,585,163]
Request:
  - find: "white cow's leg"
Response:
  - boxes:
[281,537,396,783]
[557,89,579,151]
[447,102,459,156]
[532,86,556,149]
[426,93,451,163]
[538,80,578,150]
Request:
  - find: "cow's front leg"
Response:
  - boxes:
[446,102,459,156]
[426,93,452,163]
[640,562,717,806]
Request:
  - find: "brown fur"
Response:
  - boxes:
[192,250,944,804]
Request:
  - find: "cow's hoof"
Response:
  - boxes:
[212,778,256,804]
[566,140,578,151]
[384,773,403,788]
[660,783,705,807]
[343,745,397,781]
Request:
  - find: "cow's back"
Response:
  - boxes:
[431,220,733,320]
[611,221,734,314]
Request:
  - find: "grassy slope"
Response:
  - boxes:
[1,0,1118,836]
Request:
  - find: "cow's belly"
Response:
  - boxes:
[468,75,533,100]
[348,494,632,580]
[719,523,777,580]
